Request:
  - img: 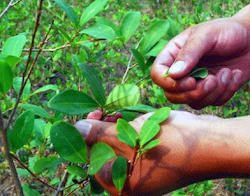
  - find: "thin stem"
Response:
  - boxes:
[0,0,24,20]
[54,170,69,196]
[135,75,150,85]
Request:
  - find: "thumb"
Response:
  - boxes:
[169,26,217,79]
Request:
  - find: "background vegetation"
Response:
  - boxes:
[1,0,250,195]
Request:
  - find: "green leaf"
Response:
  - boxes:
[8,110,35,151]
[80,24,116,41]
[166,19,183,40]
[48,89,99,115]
[67,165,87,179]
[119,111,137,121]
[120,11,141,43]
[88,142,116,175]
[13,77,31,99]
[34,119,47,144]
[140,20,169,54]
[189,68,208,79]
[22,184,40,196]
[79,64,106,106]
[112,156,127,192]
[139,120,160,147]
[130,48,146,73]
[50,121,88,164]
[54,0,79,27]
[147,107,171,124]
[140,139,160,155]
[19,103,50,118]
[5,55,23,67]
[55,26,74,45]
[123,104,156,113]
[2,33,26,58]
[29,84,58,97]
[90,176,105,194]
[17,168,30,179]
[34,157,52,174]
[116,119,139,148]
[0,63,13,94]
[96,17,120,36]
[105,84,140,111]
[80,0,108,26]
[145,40,168,57]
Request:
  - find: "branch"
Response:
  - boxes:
[0,0,24,20]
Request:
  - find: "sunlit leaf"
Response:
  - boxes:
[123,104,156,113]
[48,89,98,115]
[54,0,79,27]
[116,119,139,148]
[96,17,120,36]
[140,20,169,54]
[8,110,35,151]
[19,103,50,118]
[29,84,58,97]
[67,165,87,178]
[88,142,116,175]
[120,11,141,43]
[50,121,88,164]
[139,120,160,147]
[2,33,26,58]
[148,107,171,124]
[145,40,168,57]
[189,68,208,79]
[13,77,31,99]
[0,63,13,94]
[112,156,127,192]
[80,24,116,41]
[105,84,140,111]
[130,48,146,73]
[80,0,108,26]
[166,19,183,40]
[5,55,23,67]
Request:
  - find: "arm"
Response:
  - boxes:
[76,112,250,196]
[151,5,250,109]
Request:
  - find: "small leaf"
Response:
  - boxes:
[5,55,23,67]
[112,156,127,192]
[50,121,88,164]
[22,184,40,196]
[90,176,105,194]
[140,20,169,54]
[119,111,137,121]
[13,77,31,99]
[123,104,156,113]
[166,19,183,40]
[79,63,106,106]
[34,157,52,174]
[96,17,120,36]
[140,139,160,155]
[80,24,116,41]
[29,84,58,97]
[8,110,35,151]
[80,0,108,26]
[116,119,139,148]
[55,26,74,45]
[54,0,79,27]
[48,89,99,115]
[19,103,50,118]
[120,11,141,43]
[148,107,171,124]
[139,120,160,147]
[105,84,140,111]
[33,119,47,144]
[145,40,168,57]
[189,68,208,79]
[130,48,146,73]
[67,165,87,179]
[88,142,116,175]
[2,33,26,58]
[0,63,13,94]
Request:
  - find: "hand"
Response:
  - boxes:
[75,110,238,196]
[151,9,250,109]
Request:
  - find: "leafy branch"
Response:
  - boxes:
[0,0,24,20]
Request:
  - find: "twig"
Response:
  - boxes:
[135,75,150,85]
[0,0,24,20]
[11,154,57,190]
[54,170,69,196]
[0,109,24,196]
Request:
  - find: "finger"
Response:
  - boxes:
[189,68,233,109]
[103,112,123,122]
[151,64,197,92]
[87,110,103,120]
[164,75,218,104]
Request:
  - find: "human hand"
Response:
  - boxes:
[151,13,250,109]
[75,110,223,195]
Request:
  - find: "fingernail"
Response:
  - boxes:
[233,72,243,84]
[75,120,92,138]
[221,71,231,85]
[169,61,186,74]
[204,79,217,93]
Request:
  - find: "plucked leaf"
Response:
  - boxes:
[54,0,79,27]
[0,63,13,94]
[19,103,50,118]
[80,0,108,26]
[80,24,116,41]
[67,165,87,178]
[2,33,26,58]
[140,20,169,54]
[88,142,116,175]
[48,89,98,115]
[8,110,35,151]
[139,120,160,147]
[50,121,88,164]
[116,119,139,148]
[105,84,140,111]
[140,139,161,155]
[148,107,171,124]
[130,48,146,73]
[79,64,106,106]
[120,11,141,43]
[112,156,127,192]
[189,68,208,79]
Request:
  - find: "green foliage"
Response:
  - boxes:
[190,68,209,79]
[112,156,127,192]
[0,63,13,94]
[67,165,87,179]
